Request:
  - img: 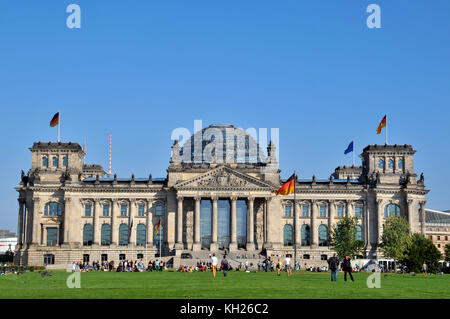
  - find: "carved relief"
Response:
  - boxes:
[197,170,249,187]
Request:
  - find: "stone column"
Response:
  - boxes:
[111,199,119,246]
[146,199,154,246]
[17,200,24,246]
[210,197,218,251]
[376,199,384,245]
[31,198,40,245]
[193,196,201,251]
[310,200,318,248]
[129,200,136,246]
[420,201,426,235]
[294,201,301,247]
[175,196,184,249]
[328,200,335,230]
[346,200,352,217]
[62,198,71,246]
[23,201,30,246]
[93,199,101,245]
[246,197,255,251]
[229,197,238,251]
[263,197,273,248]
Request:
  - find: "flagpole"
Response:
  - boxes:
[293,170,297,270]
[385,113,388,145]
[353,141,355,167]
[58,110,61,143]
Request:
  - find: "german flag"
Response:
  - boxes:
[155,219,161,237]
[50,112,60,127]
[276,173,295,196]
[376,115,387,134]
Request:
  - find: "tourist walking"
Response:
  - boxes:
[276,259,282,276]
[211,253,218,278]
[221,256,229,277]
[284,255,292,276]
[422,262,428,277]
[342,256,354,282]
[327,253,339,282]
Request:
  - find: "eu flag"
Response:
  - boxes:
[344,141,354,155]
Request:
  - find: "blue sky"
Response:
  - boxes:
[0,1,449,232]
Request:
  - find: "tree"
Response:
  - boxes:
[401,233,442,273]
[379,217,411,273]
[445,244,450,262]
[329,216,364,260]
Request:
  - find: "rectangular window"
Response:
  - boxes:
[155,205,163,216]
[319,205,326,217]
[437,236,440,240]
[337,206,344,217]
[284,206,292,217]
[355,206,362,218]
[119,254,126,261]
[46,228,58,246]
[103,205,110,217]
[138,204,145,217]
[85,205,92,217]
[101,254,108,262]
[83,254,90,263]
[44,254,55,265]
[121,204,128,216]
[302,206,309,217]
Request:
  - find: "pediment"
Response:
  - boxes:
[174,166,274,190]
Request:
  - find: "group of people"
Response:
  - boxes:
[70,259,167,272]
[327,254,354,282]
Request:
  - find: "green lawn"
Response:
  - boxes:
[0,270,448,299]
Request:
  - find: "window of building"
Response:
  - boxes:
[119,224,129,246]
[52,156,59,167]
[337,206,344,217]
[283,224,293,246]
[301,225,310,246]
[437,236,440,240]
[120,204,128,216]
[101,254,108,262]
[284,205,292,217]
[103,204,110,217]
[46,228,58,246]
[438,244,441,248]
[119,254,126,261]
[42,156,48,167]
[101,224,111,246]
[355,225,363,241]
[429,235,433,240]
[45,202,62,216]
[318,225,328,246]
[398,159,404,169]
[62,156,68,167]
[319,205,327,217]
[388,159,394,169]
[83,254,90,263]
[303,254,310,260]
[384,204,401,217]
[137,254,144,260]
[321,254,328,261]
[136,224,146,246]
[446,236,448,241]
[83,224,93,246]
[354,206,362,218]
[44,254,55,265]
[378,159,384,169]
[138,204,145,217]
[85,204,92,217]
[155,205,163,216]
[302,205,309,217]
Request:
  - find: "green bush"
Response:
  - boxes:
[401,233,442,273]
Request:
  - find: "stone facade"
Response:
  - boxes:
[14,125,429,266]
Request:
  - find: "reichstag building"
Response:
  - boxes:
[14,124,430,266]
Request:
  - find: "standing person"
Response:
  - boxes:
[276,259,282,276]
[342,256,354,282]
[284,255,292,276]
[221,256,229,277]
[422,262,428,277]
[327,253,339,282]
[211,253,218,279]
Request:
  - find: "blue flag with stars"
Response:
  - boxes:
[344,141,354,155]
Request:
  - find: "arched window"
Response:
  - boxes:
[101,224,111,246]
[62,156,68,167]
[388,159,394,169]
[283,224,293,246]
[318,225,328,246]
[83,224,93,246]
[301,225,310,246]
[398,159,404,169]
[384,204,401,217]
[136,224,146,246]
[154,224,163,244]
[52,156,59,167]
[119,224,129,246]
[378,159,384,169]
[45,202,62,216]
[42,156,48,167]
[355,225,363,241]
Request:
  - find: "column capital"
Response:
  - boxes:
[376,198,384,205]
[177,195,184,202]
[247,196,255,202]
[194,196,201,201]
[146,198,154,205]
[32,197,41,203]
[407,199,414,205]
[265,196,272,202]
[211,196,219,201]
[230,196,238,202]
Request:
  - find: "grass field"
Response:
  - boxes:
[0,270,449,299]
